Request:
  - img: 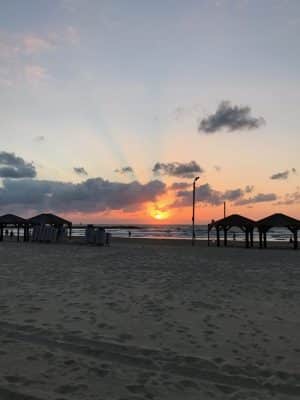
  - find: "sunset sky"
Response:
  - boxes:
[0,0,299,224]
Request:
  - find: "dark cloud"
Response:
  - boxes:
[171,183,275,208]
[198,101,265,134]
[270,168,297,180]
[172,183,244,207]
[0,151,36,178]
[245,185,254,193]
[153,161,204,179]
[235,193,277,205]
[0,177,166,213]
[169,182,191,191]
[115,166,134,175]
[270,170,290,180]
[34,136,45,142]
[73,167,88,176]
[223,188,244,201]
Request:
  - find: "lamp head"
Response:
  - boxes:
[194,176,200,182]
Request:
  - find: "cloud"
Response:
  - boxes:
[235,193,277,205]
[214,165,221,172]
[0,28,78,86]
[171,183,275,208]
[73,167,88,176]
[33,136,45,142]
[153,161,204,179]
[245,185,254,193]
[0,177,166,214]
[172,183,244,207]
[270,170,289,180]
[198,101,265,133]
[276,191,300,205]
[25,65,48,83]
[0,152,36,178]
[270,168,297,180]
[169,182,191,191]
[115,166,134,175]
[22,35,54,54]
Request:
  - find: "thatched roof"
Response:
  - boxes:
[0,214,27,225]
[27,213,71,226]
[210,214,255,230]
[257,213,300,229]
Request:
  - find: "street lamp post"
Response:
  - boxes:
[192,176,200,246]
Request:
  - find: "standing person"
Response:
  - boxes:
[128,231,132,238]
[5,229,8,238]
[10,230,14,240]
[233,232,236,241]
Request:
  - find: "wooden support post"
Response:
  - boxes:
[0,225,3,242]
[216,227,220,247]
[69,225,72,239]
[294,231,298,250]
[245,230,249,248]
[263,232,267,248]
[250,230,254,247]
[17,225,20,241]
[259,231,262,248]
[224,228,228,247]
[207,225,210,247]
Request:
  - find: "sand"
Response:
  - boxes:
[0,238,299,399]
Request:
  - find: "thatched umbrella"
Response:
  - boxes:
[208,214,255,248]
[256,213,300,249]
[0,214,28,242]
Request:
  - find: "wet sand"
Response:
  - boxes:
[0,239,299,399]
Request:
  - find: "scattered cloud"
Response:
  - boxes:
[33,136,45,142]
[235,193,277,205]
[245,185,254,193]
[73,167,88,176]
[198,101,265,134]
[172,183,244,207]
[171,183,275,208]
[270,168,296,180]
[153,161,204,179]
[25,65,48,83]
[0,151,36,178]
[173,106,185,121]
[22,34,54,54]
[277,191,300,205]
[214,165,221,172]
[0,28,79,85]
[115,166,134,175]
[0,177,166,213]
[169,182,191,191]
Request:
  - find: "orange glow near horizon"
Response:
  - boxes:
[150,208,170,221]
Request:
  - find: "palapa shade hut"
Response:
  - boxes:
[27,213,72,238]
[0,214,28,242]
[256,213,300,249]
[208,214,256,248]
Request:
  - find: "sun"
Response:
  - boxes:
[150,209,170,221]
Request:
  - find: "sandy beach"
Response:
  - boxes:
[0,239,299,399]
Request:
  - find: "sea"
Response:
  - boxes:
[72,225,293,242]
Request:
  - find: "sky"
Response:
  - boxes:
[0,0,300,224]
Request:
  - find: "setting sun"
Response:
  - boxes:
[150,209,170,221]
